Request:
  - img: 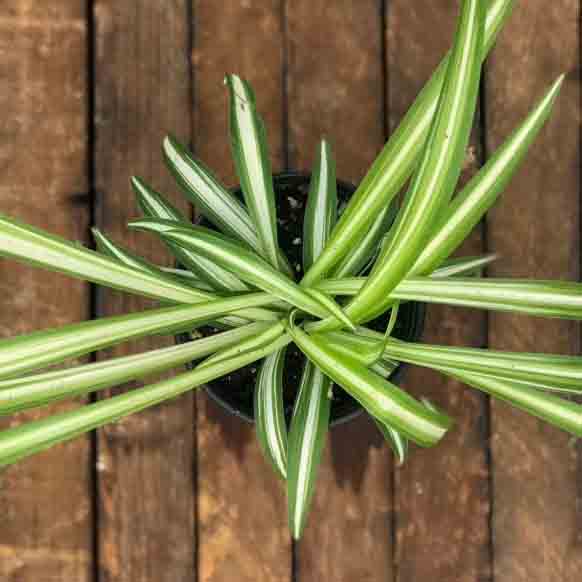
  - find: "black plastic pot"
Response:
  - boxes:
[176,172,425,427]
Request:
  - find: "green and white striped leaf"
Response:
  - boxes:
[162,135,294,277]
[0,293,278,380]
[411,76,564,276]
[92,228,161,275]
[131,177,250,292]
[286,321,451,447]
[255,346,288,479]
[0,322,270,414]
[287,361,331,539]
[384,338,582,393]
[0,213,209,305]
[315,331,385,367]
[344,0,485,324]
[372,418,408,465]
[303,140,338,271]
[331,203,398,278]
[199,321,287,369]
[301,0,515,286]
[441,368,582,437]
[226,74,280,269]
[393,277,582,320]
[431,254,497,278]
[0,331,293,467]
[158,225,352,323]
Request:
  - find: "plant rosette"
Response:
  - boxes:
[0,0,579,540]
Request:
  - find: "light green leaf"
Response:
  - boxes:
[159,225,352,323]
[393,277,582,320]
[372,418,408,465]
[286,320,451,447]
[0,330,293,467]
[315,331,384,367]
[255,347,288,479]
[199,320,287,369]
[226,74,281,269]
[331,203,397,278]
[0,293,278,380]
[411,76,564,276]
[431,254,498,278]
[384,338,582,393]
[131,178,250,292]
[303,140,337,271]
[301,0,515,286]
[0,213,212,305]
[344,0,485,324]
[92,228,161,275]
[162,135,294,277]
[287,361,331,539]
[0,322,270,414]
[441,368,582,437]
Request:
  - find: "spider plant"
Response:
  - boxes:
[0,0,579,539]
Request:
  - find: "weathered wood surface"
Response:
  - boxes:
[486,2,582,581]
[92,2,195,582]
[286,2,395,581]
[0,3,92,582]
[192,3,291,581]
[0,2,580,581]
[387,3,491,582]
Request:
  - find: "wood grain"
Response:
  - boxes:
[286,1,395,580]
[387,3,491,581]
[0,2,92,581]
[192,2,291,581]
[92,2,195,581]
[486,2,582,581]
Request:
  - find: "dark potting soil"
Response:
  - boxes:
[182,173,424,425]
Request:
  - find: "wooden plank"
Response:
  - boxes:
[285,1,395,580]
[0,2,92,581]
[92,3,195,581]
[486,2,582,581]
[387,3,491,581]
[192,2,291,581]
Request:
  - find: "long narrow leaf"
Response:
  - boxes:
[132,177,249,292]
[384,338,582,393]
[92,228,160,275]
[199,320,287,369]
[431,254,497,278]
[344,0,485,324]
[255,347,288,479]
[316,331,384,366]
[301,0,515,286]
[287,361,331,539]
[393,277,582,320]
[331,203,397,278]
[440,368,582,437]
[411,76,564,276]
[226,74,281,269]
[0,331,293,467]
[0,323,270,414]
[0,213,212,305]
[162,135,294,277]
[158,225,352,323]
[0,293,278,380]
[313,276,582,321]
[286,320,451,447]
[372,418,408,465]
[303,140,337,271]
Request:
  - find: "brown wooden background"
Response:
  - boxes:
[0,1,580,581]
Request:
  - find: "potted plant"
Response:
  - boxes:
[0,0,578,539]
